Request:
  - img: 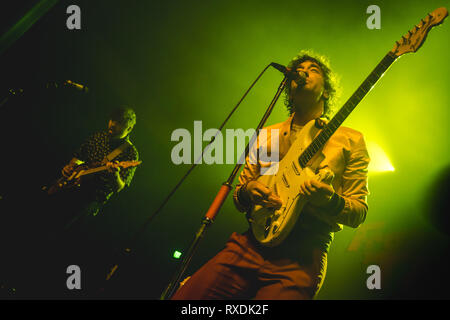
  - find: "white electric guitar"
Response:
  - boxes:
[249,7,448,247]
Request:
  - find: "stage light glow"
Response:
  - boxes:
[367,141,395,173]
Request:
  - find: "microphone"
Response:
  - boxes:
[63,80,89,93]
[270,62,308,82]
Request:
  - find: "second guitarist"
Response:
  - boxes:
[57,106,139,224]
[5,106,140,297]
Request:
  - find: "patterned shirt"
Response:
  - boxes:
[73,130,139,203]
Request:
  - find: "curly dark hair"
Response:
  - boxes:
[284,50,340,118]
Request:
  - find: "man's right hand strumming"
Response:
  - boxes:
[244,180,283,210]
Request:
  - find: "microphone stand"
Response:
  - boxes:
[0,81,87,109]
[160,75,289,300]
[100,64,275,292]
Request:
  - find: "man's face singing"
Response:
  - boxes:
[290,60,329,109]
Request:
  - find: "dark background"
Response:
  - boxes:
[0,0,449,300]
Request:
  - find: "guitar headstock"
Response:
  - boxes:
[390,7,448,57]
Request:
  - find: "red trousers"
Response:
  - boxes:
[172,232,327,300]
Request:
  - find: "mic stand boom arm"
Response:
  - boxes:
[160,75,289,300]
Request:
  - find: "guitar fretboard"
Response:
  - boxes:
[80,165,109,176]
[298,51,398,168]
[76,161,139,177]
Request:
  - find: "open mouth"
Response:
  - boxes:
[294,77,307,88]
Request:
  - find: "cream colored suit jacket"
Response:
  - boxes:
[233,114,370,232]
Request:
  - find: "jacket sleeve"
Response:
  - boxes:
[232,148,261,212]
[332,132,370,228]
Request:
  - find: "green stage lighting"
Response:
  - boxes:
[367,141,395,173]
[173,250,182,259]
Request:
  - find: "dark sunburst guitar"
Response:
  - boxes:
[45,160,141,195]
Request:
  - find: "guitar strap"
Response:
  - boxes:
[102,140,131,164]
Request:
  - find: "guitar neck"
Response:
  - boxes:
[298,51,398,168]
[78,165,109,177]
